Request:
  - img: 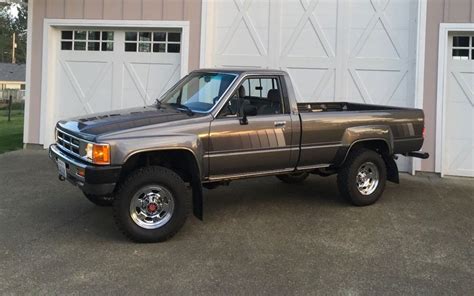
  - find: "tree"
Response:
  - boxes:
[0,1,27,64]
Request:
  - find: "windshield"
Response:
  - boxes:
[159,72,238,112]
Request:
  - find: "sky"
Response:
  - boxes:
[3,3,19,18]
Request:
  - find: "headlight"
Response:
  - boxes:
[85,143,110,165]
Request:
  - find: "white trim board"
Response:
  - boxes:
[435,23,474,176]
[23,0,33,145]
[412,0,427,175]
[39,19,190,147]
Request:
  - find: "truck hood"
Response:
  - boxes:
[57,106,197,136]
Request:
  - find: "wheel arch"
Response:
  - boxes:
[119,148,204,220]
[335,139,399,184]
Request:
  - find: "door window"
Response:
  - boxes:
[219,77,284,117]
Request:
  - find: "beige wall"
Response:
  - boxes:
[421,0,474,172]
[26,0,202,144]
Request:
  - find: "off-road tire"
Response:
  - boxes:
[83,193,114,207]
[276,172,310,184]
[113,166,188,243]
[337,148,387,206]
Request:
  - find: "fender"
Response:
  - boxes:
[105,134,206,220]
[334,125,394,167]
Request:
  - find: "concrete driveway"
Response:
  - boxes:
[0,150,473,295]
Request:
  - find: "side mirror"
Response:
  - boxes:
[239,102,257,125]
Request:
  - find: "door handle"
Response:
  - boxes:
[274,121,286,128]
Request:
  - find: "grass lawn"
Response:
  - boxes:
[0,109,24,154]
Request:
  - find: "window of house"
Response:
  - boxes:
[124,31,181,53]
[452,36,473,60]
[61,30,114,51]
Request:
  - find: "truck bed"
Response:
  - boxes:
[295,102,424,169]
[297,102,408,113]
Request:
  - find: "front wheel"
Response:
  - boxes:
[113,166,188,243]
[337,149,387,206]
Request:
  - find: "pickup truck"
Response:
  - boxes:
[49,69,428,242]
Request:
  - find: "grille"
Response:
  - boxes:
[56,129,82,157]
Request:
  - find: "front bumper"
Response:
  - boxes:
[49,144,121,196]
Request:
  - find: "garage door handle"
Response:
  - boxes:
[274,121,286,127]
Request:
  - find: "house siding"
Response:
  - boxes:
[421,0,474,172]
[25,0,202,145]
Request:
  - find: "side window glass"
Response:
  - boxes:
[245,77,283,115]
[218,77,284,118]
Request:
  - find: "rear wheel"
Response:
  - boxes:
[337,149,387,206]
[83,193,114,207]
[113,166,188,243]
[276,172,309,184]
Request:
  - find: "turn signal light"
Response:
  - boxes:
[85,143,110,165]
[422,127,426,139]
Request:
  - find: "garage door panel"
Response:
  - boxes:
[356,20,399,59]
[452,72,474,105]
[286,21,329,58]
[356,69,409,105]
[222,21,263,56]
[146,63,181,99]
[349,0,409,59]
[214,0,269,60]
[66,61,112,101]
[286,67,335,102]
[280,0,336,58]
[445,140,473,176]
[50,27,182,144]
[57,59,114,117]
[346,72,368,104]
[446,102,473,140]
[444,33,474,177]
[245,0,270,50]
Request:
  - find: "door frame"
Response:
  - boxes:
[39,19,190,147]
[435,23,474,176]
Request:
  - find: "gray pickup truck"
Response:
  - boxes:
[49,69,428,242]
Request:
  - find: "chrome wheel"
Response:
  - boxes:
[129,185,175,229]
[356,162,379,195]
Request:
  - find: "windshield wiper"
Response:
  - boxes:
[170,103,194,116]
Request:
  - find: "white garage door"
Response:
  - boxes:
[50,28,182,142]
[444,34,474,177]
[203,0,418,170]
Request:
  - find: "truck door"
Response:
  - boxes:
[208,76,298,178]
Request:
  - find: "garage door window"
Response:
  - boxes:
[61,30,114,52]
[124,31,181,53]
[452,36,473,60]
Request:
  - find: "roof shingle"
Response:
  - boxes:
[0,63,26,82]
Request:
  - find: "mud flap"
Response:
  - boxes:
[383,155,399,184]
[190,177,203,220]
